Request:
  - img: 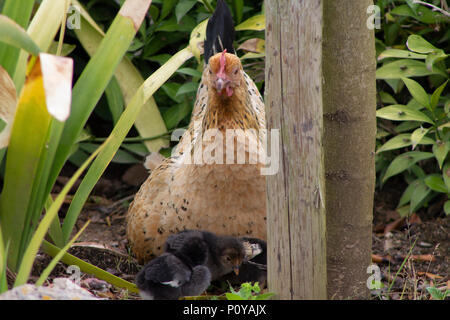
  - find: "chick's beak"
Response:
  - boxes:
[232,265,240,276]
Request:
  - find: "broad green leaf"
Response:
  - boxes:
[425,50,448,72]
[189,18,208,63]
[406,35,438,54]
[235,14,265,31]
[382,151,434,183]
[391,5,445,24]
[430,80,448,110]
[0,65,17,148]
[238,38,265,54]
[176,67,202,78]
[378,91,397,105]
[48,42,77,57]
[176,82,198,97]
[241,52,265,60]
[444,200,450,216]
[377,49,426,61]
[376,105,433,124]
[411,127,431,149]
[402,78,431,110]
[162,100,192,130]
[432,141,450,169]
[424,175,448,193]
[410,179,430,213]
[398,181,417,208]
[376,59,447,79]
[377,133,434,153]
[225,292,245,300]
[160,0,178,22]
[0,14,41,56]
[175,0,196,23]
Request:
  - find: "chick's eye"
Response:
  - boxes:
[209,69,213,75]
[226,256,231,262]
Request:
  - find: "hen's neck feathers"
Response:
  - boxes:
[203,78,259,132]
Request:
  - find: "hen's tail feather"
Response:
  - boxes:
[204,0,235,64]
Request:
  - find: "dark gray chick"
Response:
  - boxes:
[164,230,246,281]
[222,237,267,287]
[136,237,211,300]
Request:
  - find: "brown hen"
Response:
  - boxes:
[126,0,267,263]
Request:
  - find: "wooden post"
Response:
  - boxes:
[323,0,376,299]
[265,0,327,299]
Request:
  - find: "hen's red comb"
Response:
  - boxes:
[218,49,227,77]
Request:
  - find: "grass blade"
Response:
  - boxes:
[47,0,152,200]
[61,47,193,243]
[0,14,41,56]
[35,220,90,286]
[41,240,139,294]
[14,140,108,286]
[73,0,168,152]
[0,0,35,76]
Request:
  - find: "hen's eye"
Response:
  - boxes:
[209,69,213,75]
[226,256,231,261]
[233,69,239,75]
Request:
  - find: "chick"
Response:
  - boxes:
[136,237,211,300]
[164,230,246,281]
[222,237,267,287]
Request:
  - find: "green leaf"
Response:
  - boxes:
[376,105,434,124]
[176,67,202,78]
[411,127,430,149]
[443,162,450,192]
[162,100,192,130]
[235,14,265,31]
[0,14,41,56]
[427,286,445,300]
[410,179,430,213]
[175,0,196,23]
[382,151,434,183]
[379,91,397,105]
[424,175,448,193]
[398,181,417,208]
[444,201,450,216]
[432,141,450,169]
[406,35,438,54]
[160,0,178,22]
[41,240,138,293]
[376,59,447,79]
[430,80,448,110]
[377,134,433,153]
[105,77,124,125]
[425,50,448,72]
[225,292,245,300]
[377,49,426,61]
[0,0,35,77]
[233,0,244,24]
[176,82,198,97]
[402,78,431,110]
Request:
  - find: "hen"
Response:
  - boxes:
[127,0,267,263]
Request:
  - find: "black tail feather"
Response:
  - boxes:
[204,0,235,64]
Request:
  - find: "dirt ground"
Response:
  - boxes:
[25,164,449,300]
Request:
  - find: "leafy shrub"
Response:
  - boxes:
[375,0,449,216]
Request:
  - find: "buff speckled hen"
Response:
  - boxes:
[127,0,267,264]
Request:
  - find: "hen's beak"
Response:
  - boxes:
[215,77,230,92]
